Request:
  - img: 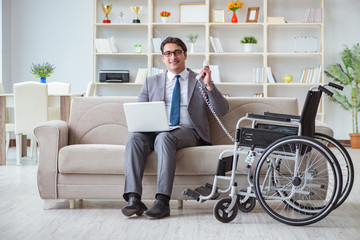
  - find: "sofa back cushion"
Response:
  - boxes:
[69,97,137,145]
[68,96,298,146]
[208,97,299,145]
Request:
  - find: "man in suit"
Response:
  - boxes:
[122,37,229,219]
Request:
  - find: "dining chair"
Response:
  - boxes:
[85,82,96,97]
[47,82,71,120]
[14,82,48,165]
[0,83,15,158]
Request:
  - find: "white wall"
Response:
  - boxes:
[9,0,92,93]
[324,0,360,139]
[3,0,360,139]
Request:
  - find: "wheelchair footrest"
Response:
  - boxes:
[182,183,220,201]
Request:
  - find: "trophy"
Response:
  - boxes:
[130,6,142,23]
[102,3,112,23]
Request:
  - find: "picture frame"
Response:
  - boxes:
[179,3,206,23]
[213,9,225,23]
[246,7,260,23]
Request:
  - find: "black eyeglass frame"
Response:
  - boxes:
[162,50,185,57]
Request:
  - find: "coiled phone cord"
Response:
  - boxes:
[198,85,236,143]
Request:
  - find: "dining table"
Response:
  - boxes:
[0,93,84,165]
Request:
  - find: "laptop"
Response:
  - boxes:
[123,101,180,132]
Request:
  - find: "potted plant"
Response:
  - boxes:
[31,62,55,83]
[324,43,360,148]
[241,36,257,53]
[160,11,171,23]
[187,34,199,53]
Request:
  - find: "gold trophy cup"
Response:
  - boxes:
[102,3,112,23]
[130,6,142,23]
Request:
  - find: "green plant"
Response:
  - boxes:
[30,62,55,78]
[324,43,360,133]
[240,36,257,44]
[187,34,199,44]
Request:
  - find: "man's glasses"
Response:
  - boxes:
[162,50,184,57]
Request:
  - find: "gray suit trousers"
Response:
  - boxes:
[124,127,202,199]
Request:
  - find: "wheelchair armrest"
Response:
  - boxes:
[246,113,291,122]
[262,112,300,120]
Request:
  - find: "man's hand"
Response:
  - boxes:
[199,65,213,91]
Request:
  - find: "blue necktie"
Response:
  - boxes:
[170,75,180,126]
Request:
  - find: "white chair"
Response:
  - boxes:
[47,82,71,120]
[0,83,15,158]
[85,82,96,97]
[14,82,48,165]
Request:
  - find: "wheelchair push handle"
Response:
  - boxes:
[319,85,333,97]
[328,82,344,91]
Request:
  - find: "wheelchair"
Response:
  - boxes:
[183,82,354,226]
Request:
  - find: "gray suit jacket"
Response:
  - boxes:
[138,69,229,144]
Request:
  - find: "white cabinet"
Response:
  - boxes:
[93,0,324,118]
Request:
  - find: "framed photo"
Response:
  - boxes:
[246,7,260,23]
[213,9,225,23]
[179,3,206,23]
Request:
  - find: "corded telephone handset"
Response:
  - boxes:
[196,60,235,142]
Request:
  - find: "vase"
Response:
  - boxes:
[243,43,254,53]
[40,77,46,83]
[231,11,238,23]
[190,43,194,53]
[349,133,360,149]
[161,17,168,23]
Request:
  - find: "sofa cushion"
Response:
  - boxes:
[58,144,236,176]
[68,97,137,145]
[59,144,126,174]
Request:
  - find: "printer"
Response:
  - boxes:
[99,70,130,83]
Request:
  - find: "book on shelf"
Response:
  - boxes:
[267,67,277,83]
[302,8,322,23]
[95,37,118,53]
[150,67,164,76]
[209,36,217,53]
[209,65,221,83]
[152,38,163,53]
[108,36,118,53]
[214,37,224,53]
[252,66,264,83]
[299,66,322,83]
[134,68,148,84]
[267,17,285,23]
[209,36,223,53]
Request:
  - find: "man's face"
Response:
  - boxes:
[162,43,187,74]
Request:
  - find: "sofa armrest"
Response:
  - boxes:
[33,120,69,199]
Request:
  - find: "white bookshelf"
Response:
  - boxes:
[92,0,324,118]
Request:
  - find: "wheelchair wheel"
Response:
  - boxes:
[254,136,342,226]
[236,191,256,213]
[314,132,354,209]
[214,198,238,223]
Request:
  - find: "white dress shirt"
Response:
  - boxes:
[165,69,194,128]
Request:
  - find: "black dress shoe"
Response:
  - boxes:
[121,197,148,217]
[144,200,170,219]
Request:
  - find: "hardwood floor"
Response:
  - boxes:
[1,147,360,240]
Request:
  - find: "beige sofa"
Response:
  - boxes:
[33,97,333,208]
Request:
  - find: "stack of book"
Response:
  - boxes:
[209,36,224,53]
[94,36,118,53]
[299,66,322,83]
[252,66,264,83]
[134,68,148,84]
[150,67,164,76]
[152,38,163,53]
[267,17,285,23]
[267,67,277,83]
[302,8,322,23]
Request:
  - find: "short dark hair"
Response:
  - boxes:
[160,37,187,54]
